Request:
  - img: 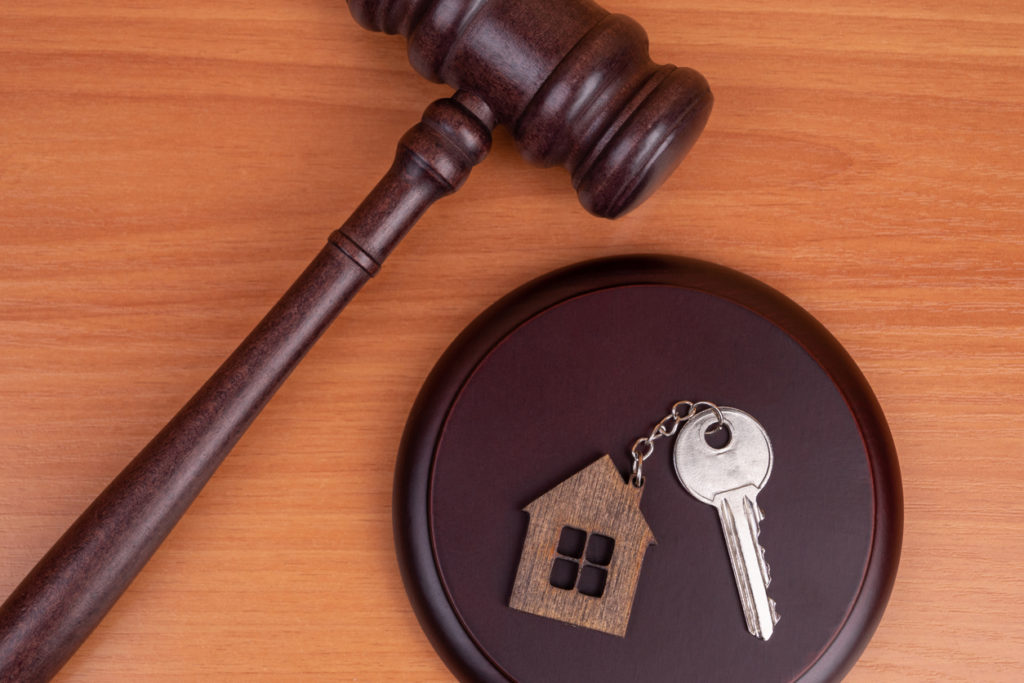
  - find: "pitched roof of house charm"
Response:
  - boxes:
[509,454,656,637]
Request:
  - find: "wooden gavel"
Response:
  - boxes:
[0,0,712,679]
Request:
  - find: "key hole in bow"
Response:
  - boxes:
[704,422,731,449]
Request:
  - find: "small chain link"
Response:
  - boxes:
[630,400,724,487]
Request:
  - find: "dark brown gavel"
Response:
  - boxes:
[0,1,711,679]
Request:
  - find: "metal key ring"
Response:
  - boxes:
[670,400,695,421]
[632,437,655,461]
[630,454,646,487]
[654,414,681,438]
[693,401,725,432]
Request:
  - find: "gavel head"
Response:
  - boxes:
[348,0,713,218]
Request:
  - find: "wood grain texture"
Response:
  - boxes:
[0,0,1021,680]
[0,89,496,681]
[509,455,655,637]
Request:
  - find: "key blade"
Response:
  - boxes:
[716,488,778,641]
[747,497,771,588]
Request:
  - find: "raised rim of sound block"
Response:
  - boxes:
[393,255,902,682]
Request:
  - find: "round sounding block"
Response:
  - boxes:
[394,255,902,682]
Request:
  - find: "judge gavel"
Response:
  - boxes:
[0,0,711,679]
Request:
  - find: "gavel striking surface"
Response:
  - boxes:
[396,256,900,681]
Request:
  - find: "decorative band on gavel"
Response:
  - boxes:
[0,0,712,679]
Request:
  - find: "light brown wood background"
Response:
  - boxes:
[1,1,1021,680]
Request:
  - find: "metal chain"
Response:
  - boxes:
[630,400,724,487]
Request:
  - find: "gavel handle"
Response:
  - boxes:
[0,92,494,682]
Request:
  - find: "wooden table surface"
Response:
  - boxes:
[2,1,1022,680]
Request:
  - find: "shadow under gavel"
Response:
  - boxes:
[0,0,712,679]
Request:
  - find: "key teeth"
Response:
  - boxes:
[769,598,780,625]
[758,544,771,586]
[746,495,763,534]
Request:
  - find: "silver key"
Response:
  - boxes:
[673,407,779,640]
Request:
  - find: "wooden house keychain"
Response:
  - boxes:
[510,401,780,640]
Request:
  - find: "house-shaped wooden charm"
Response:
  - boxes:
[509,455,656,637]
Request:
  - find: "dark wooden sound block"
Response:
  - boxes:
[395,256,902,682]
